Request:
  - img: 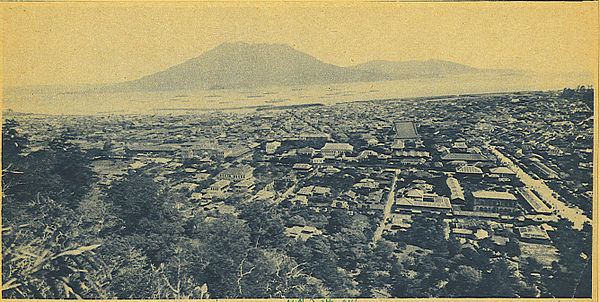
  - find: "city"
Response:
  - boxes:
[2,86,593,298]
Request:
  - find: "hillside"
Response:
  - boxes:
[105,42,389,91]
[95,43,519,92]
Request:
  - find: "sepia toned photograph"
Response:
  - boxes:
[1,2,596,300]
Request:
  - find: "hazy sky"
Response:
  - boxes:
[2,2,597,87]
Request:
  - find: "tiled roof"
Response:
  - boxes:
[393,121,419,139]
[441,153,489,161]
[472,190,517,200]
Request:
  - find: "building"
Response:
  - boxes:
[208,180,231,192]
[517,225,551,241]
[312,157,325,165]
[489,166,516,176]
[233,179,255,192]
[441,153,490,162]
[285,226,323,241]
[216,165,254,181]
[395,189,452,213]
[184,139,224,159]
[529,157,559,179]
[399,158,426,165]
[300,133,331,141]
[453,210,500,220]
[395,195,452,213]
[393,121,419,140]
[394,150,430,158]
[354,178,379,190]
[386,213,412,232]
[296,185,331,198]
[224,145,252,159]
[298,147,316,157]
[452,228,474,238]
[446,177,465,203]
[323,166,341,174]
[293,163,313,172]
[391,139,405,150]
[472,190,519,215]
[456,165,483,176]
[265,141,281,154]
[452,141,468,152]
[517,187,552,214]
[321,143,353,158]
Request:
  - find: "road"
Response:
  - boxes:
[490,146,590,230]
[372,172,398,245]
[272,168,318,204]
[273,183,297,204]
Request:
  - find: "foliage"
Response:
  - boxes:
[2,119,592,299]
[392,215,447,251]
[542,220,592,298]
[238,200,287,248]
[2,226,102,299]
[2,123,102,299]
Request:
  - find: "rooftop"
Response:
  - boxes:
[472,190,517,200]
[393,121,419,139]
[441,153,489,162]
[518,225,550,240]
[490,167,516,175]
[321,142,354,151]
[211,180,231,188]
[218,165,254,176]
[456,165,483,174]
[395,195,452,210]
[517,187,552,214]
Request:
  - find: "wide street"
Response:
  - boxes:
[490,147,590,230]
[372,172,398,245]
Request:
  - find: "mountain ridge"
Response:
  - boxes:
[94,42,521,92]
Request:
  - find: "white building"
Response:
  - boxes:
[265,141,281,154]
[321,143,353,158]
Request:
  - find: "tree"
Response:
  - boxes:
[356,241,396,297]
[2,125,102,299]
[187,214,253,298]
[393,215,446,251]
[325,209,351,234]
[476,261,518,298]
[2,127,94,224]
[95,237,159,299]
[286,236,354,296]
[2,226,102,299]
[106,172,183,235]
[238,200,287,248]
[544,220,592,298]
[444,265,482,297]
[506,238,521,258]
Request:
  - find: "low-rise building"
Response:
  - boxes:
[517,187,552,214]
[298,147,316,157]
[293,163,313,172]
[395,189,452,213]
[321,143,354,158]
[441,153,490,162]
[285,226,323,241]
[517,225,551,241]
[233,179,255,192]
[265,141,281,154]
[456,165,483,176]
[216,165,254,181]
[472,190,519,215]
[204,180,231,196]
[489,166,516,177]
[446,177,465,203]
